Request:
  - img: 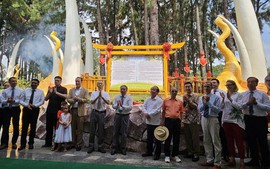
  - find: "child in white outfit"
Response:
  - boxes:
[54,104,72,151]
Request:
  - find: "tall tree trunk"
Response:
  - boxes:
[111,0,117,44]
[144,0,149,45]
[149,0,159,45]
[172,0,178,69]
[130,0,139,45]
[195,0,206,78]
[96,0,105,75]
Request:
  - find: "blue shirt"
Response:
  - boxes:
[198,93,221,117]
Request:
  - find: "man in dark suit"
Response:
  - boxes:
[43,76,67,147]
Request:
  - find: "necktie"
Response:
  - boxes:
[97,98,102,110]
[121,95,124,105]
[249,92,254,115]
[9,88,15,108]
[29,89,35,104]
[119,96,124,113]
[203,104,209,117]
[213,90,216,94]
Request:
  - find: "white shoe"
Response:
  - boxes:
[165,156,170,163]
[172,156,181,163]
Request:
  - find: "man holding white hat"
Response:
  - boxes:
[161,87,184,163]
[141,86,163,160]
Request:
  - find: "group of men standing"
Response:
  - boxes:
[0,76,269,169]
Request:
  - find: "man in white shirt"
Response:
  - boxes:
[239,77,270,169]
[141,86,163,160]
[87,81,110,154]
[18,79,44,150]
[211,78,228,162]
[0,77,23,150]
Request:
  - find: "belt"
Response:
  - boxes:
[94,109,106,113]
[116,113,130,116]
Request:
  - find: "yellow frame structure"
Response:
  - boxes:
[93,42,185,97]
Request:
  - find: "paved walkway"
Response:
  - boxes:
[0,137,259,169]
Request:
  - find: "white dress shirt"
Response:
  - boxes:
[20,88,45,107]
[90,90,110,111]
[239,90,270,117]
[112,94,133,115]
[73,87,81,108]
[221,92,245,129]
[1,87,23,107]
[142,96,163,125]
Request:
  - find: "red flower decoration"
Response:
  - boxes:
[199,51,207,66]
[184,62,190,73]
[106,42,114,59]
[163,42,171,60]
[207,69,212,77]
[99,54,106,65]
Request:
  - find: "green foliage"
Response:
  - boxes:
[211,64,224,77]
[17,78,31,89]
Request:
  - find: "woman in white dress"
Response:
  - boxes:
[54,105,72,152]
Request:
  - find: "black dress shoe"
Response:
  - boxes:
[98,148,106,153]
[0,144,8,150]
[142,153,152,157]
[192,155,199,162]
[76,146,81,151]
[245,159,260,167]
[18,146,26,150]
[111,149,116,155]
[121,149,127,155]
[28,144,33,149]
[153,154,160,160]
[87,148,94,154]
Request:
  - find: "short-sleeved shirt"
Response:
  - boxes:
[162,97,184,119]
[46,86,67,114]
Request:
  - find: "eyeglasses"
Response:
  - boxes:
[203,86,211,88]
[225,84,233,86]
[171,90,178,93]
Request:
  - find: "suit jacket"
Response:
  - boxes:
[67,87,89,117]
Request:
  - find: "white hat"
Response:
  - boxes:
[154,126,169,141]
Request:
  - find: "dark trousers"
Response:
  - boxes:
[45,113,57,145]
[71,108,84,147]
[1,107,21,145]
[244,115,269,166]
[164,118,181,157]
[111,113,129,151]
[89,110,105,149]
[146,124,161,156]
[223,122,245,159]
[183,123,200,155]
[20,107,40,146]
[0,108,4,130]
[218,111,228,159]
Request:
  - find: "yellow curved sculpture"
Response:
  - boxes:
[214,17,244,91]
[214,17,267,92]
[50,31,63,77]
[13,64,20,78]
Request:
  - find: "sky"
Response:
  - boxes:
[262,24,270,67]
